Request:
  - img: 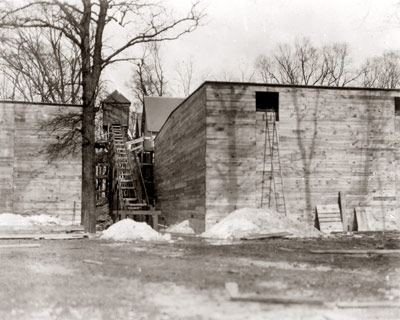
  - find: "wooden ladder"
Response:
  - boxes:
[261,112,287,216]
[109,124,159,229]
[110,124,143,209]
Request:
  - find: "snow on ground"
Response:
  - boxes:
[101,219,172,242]
[165,220,195,234]
[0,213,73,226]
[201,208,321,239]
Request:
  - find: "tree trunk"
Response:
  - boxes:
[81,91,97,233]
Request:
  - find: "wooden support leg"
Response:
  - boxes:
[153,213,158,231]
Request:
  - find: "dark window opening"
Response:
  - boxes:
[256,91,279,120]
[395,97,400,116]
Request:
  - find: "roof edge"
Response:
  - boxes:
[202,80,400,92]
[0,100,82,107]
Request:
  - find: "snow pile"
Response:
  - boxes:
[0,213,72,226]
[165,220,195,234]
[201,208,321,239]
[101,219,171,242]
[0,213,31,226]
[28,214,72,226]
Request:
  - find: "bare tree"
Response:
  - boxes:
[254,55,278,83]
[238,61,256,83]
[129,42,167,111]
[206,61,255,84]
[361,51,400,89]
[0,0,204,232]
[274,43,300,84]
[321,43,361,87]
[255,38,361,87]
[175,58,194,96]
[0,28,81,103]
[294,38,326,85]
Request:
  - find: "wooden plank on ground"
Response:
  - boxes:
[337,301,400,308]
[241,232,292,240]
[0,243,41,249]
[316,204,343,233]
[83,259,104,265]
[0,233,89,240]
[225,282,325,305]
[0,225,84,235]
[309,249,400,254]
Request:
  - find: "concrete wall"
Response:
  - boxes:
[154,87,207,232]
[0,102,82,223]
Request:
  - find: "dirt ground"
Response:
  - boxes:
[0,232,400,320]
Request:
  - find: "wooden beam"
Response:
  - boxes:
[0,233,89,240]
[241,232,292,240]
[338,191,348,231]
[225,282,325,305]
[309,249,400,254]
[0,243,41,249]
[337,301,400,308]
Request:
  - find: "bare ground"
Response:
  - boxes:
[0,232,400,320]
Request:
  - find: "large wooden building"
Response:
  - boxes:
[0,101,82,223]
[154,81,400,233]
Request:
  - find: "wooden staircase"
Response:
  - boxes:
[261,112,287,216]
[109,124,159,229]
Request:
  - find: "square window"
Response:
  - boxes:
[395,97,400,116]
[256,91,279,120]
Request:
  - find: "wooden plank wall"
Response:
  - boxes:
[276,87,398,230]
[0,102,82,224]
[0,102,14,212]
[395,115,400,230]
[154,87,207,232]
[205,85,257,229]
[205,83,399,231]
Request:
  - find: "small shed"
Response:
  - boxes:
[102,90,131,129]
[154,81,400,233]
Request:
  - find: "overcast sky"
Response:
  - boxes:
[106,0,400,101]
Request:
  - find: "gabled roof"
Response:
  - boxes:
[144,96,184,132]
[103,90,131,104]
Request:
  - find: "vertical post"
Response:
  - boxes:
[151,207,158,231]
[339,191,348,231]
[72,201,76,225]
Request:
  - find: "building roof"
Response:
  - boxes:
[103,90,131,104]
[144,96,184,132]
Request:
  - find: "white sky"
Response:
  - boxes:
[106,0,400,101]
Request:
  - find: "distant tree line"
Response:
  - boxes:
[128,37,400,114]
[254,37,400,89]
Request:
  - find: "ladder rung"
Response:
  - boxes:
[126,204,148,208]
[124,198,138,202]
